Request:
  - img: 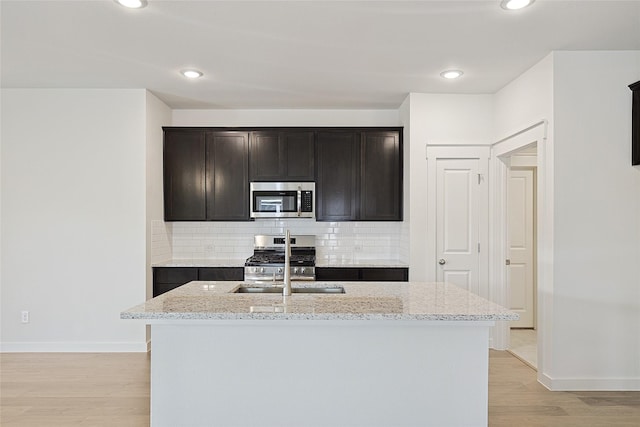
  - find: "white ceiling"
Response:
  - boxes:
[2,0,639,109]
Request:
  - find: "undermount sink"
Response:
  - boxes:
[234,285,345,294]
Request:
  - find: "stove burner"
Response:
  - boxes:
[245,254,315,266]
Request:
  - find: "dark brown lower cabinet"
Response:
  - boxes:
[315,267,408,282]
[153,267,244,297]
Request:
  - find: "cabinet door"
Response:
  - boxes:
[283,131,314,181]
[163,130,206,221]
[249,132,284,181]
[249,131,314,181]
[205,132,250,220]
[361,131,402,221]
[153,267,198,297]
[316,131,359,221]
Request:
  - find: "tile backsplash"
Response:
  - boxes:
[151,220,173,264]
[165,220,408,263]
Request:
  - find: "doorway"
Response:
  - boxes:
[489,120,552,384]
[506,146,538,369]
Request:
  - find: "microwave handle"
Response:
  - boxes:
[297,186,302,217]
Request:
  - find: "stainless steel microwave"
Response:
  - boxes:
[250,182,315,219]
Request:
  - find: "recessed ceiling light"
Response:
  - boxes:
[181,69,203,79]
[114,0,148,8]
[500,0,535,10]
[440,70,464,80]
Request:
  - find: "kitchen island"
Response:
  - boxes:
[122,281,517,427]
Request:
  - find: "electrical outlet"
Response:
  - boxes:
[21,311,29,323]
[354,245,362,252]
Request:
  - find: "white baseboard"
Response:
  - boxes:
[539,372,640,391]
[0,341,149,353]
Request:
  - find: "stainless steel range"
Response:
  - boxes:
[244,235,316,284]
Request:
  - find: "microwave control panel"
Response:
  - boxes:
[301,191,313,212]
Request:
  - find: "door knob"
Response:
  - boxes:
[438,259,446,265]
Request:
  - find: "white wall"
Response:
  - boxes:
[146,92,172,292]
[145,92,172,346]
[172,109,400,127]
[493,50,640,389]
[550,51,640,389]
[1,89,148,351]
[405,93,494,281]
[493,54,554,141]
[398,96,411,263]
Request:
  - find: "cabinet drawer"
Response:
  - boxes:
[315,267,360,281]
[361,268,408,282]
[153,267,198,284]
[315,267,408,282]
[198,267,244,281]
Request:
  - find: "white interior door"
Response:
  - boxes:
[436,159,480,295]
[508,168,535,328]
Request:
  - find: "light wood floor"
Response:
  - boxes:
[2,350,639,426]
[1,352,150,426]
[489,350,640,426]
[509,328,538,369]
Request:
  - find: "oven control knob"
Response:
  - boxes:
[293,267,299,274]
[300,267,306,274]
[277,267,283,273]
[260,267,265,273]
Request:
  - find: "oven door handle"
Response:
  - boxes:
[297,186,302,217]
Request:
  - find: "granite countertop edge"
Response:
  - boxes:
[120,312,516,321]
[121,281,518,322]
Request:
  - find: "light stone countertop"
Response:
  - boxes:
[121,281,518,322]
[152,259,247,268]
[153,259,408,268]
[315,259,408,268]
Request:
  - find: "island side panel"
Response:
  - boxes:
[150,321,492,427]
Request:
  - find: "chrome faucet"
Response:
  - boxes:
[283,229,292,296]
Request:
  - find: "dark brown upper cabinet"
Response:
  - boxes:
[630,80,640,166]
[163,129,249,221]
[164,126,401,222]
[205,131,250,220]
[316,128,403,221]
[249,131,314,181]
[316,131,360,221]
[164,129,206,221]
[360,131,402,220]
